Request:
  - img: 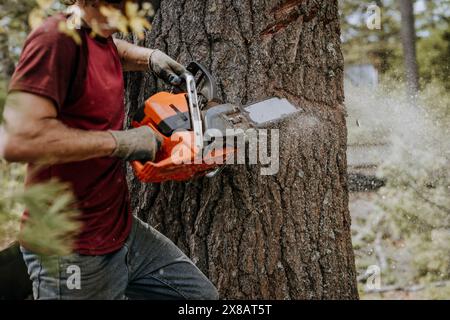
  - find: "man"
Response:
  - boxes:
[1,0,219,300]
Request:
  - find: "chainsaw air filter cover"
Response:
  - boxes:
[133,92,192,137]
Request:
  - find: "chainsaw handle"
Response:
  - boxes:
[181,72,204,153]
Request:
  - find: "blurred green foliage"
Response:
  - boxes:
[0,162,25,248]
[0,161,81,255]
[378,150,449,282]
[0,1,35,79]
[340,0,450,87]
[342,2,450,296]
[340,0,402,73]
[418,29,450,89]
[0,83,5,115]
[348,79,450,296]
[18,179,81,255]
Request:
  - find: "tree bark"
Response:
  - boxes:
[124,0,358,299]
[399,0,419,98]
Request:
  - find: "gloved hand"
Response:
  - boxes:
[109,126,163,162]
[148,49,187,86]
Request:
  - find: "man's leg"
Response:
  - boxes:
[124,217,219,300]
[20,246,129,300]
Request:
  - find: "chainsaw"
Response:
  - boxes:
[131,62,298,183]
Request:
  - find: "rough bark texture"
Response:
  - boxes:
[123,0,358,299]
[399,0,419,97]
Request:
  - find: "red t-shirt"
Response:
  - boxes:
[9,15,132,255]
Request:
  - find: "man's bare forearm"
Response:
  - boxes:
[113,38,153,72]
[1,92,116,165]
[3,118,116,164]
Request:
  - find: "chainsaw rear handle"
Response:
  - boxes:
[181,72,204,153]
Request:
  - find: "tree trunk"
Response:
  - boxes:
[124,0,358,299]
[399,0,419,98]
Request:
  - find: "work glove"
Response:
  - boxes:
[149,49,187,86]
[109,126,163,162]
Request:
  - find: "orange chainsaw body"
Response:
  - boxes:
[131,91,235,183]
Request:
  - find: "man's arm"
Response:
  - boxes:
[1,92,161,165]
[113,38,187,85]
[1,92,116,164]
[113,38,153,72]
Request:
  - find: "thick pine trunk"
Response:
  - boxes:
[124,0,358,299]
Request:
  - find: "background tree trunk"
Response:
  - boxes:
[123,0,358,299]
[0,32,15,80]
[399,0,419,98]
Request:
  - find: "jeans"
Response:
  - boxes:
[20,217,219,300]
